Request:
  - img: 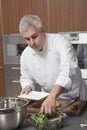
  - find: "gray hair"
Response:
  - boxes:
[19,14,43,34]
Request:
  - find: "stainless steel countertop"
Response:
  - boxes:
[17,107,87,130]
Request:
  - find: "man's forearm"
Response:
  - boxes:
[49,84,66,99]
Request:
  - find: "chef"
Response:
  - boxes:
[19,14,87,115]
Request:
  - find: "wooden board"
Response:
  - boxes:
[58,99,87,116]
[26,99,87,116]
[26,99,43,113]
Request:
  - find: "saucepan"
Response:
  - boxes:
[0,97,29,130]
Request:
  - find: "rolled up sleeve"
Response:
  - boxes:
[55,75,72,90]
[55,35,78,90]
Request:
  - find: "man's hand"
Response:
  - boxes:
[40,95,56,116]
[20,86,32,95]
[40,84,65,115]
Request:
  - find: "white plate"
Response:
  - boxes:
[18,91,49,100]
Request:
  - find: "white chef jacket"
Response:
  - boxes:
[20,33,87,100]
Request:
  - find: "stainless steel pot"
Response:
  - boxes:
[0,97,29,130]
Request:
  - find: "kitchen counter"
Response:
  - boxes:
[16,107,87,130]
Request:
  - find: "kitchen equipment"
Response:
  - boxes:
[80,113,87,127]
[2,34,26,65]
[0,97,29,130]
[60,97,79,110]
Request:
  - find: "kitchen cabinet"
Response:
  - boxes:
[47,0,87,32]
[1,0,87,34]
[0,34,6,96]
[1,0,48,34]
[0,0,6,96]
[4,64,21,96]
[0,67,5,96]
[4,64,41,96]
[0,39,6,96]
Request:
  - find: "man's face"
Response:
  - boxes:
[22,27,46,51]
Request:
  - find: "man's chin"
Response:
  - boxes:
[33,47,42,51]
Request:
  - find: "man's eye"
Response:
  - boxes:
[32,35,38,39]
[24,37,30,41]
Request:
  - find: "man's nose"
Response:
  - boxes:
[30,38,35,45]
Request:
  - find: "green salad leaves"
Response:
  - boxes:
[29,106,63,130]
